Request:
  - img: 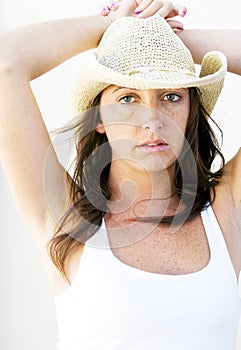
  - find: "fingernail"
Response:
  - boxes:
[176,27,184,31]
[109,2,117,10]
[135,10,141,14]
[101,7,109,15]
[182,9,187,16]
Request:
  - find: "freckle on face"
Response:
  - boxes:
[100,86,190,132]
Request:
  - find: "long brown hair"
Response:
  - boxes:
[48,87,224,280]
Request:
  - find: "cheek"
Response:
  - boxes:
[163,111,189,157]
[100,100,142,127]
[104,125,139,158]
[104,124,137,141]
[164,113,188,138]
[170,103,189,133]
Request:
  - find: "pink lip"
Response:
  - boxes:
[136,139,169,152]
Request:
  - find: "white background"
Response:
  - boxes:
[0,1,241,349]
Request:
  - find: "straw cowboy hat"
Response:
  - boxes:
[71,16,227,116]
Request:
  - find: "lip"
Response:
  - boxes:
[136,139,169,152]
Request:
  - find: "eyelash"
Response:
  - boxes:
[118,93,182,104]
[164,93,181,103]
[119,95,136,104]
[163,93,181,102]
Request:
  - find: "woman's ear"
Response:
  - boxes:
[95,123,106,134]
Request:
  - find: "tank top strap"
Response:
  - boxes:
[201,203,237,282]
[55,205,241,350]
[72,204,237,286]
[85,221,110,249]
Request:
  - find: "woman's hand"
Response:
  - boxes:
[100,0,187,30]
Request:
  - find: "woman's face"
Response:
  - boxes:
[98,85,190,173]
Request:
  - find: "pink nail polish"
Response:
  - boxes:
[101,7,109,15]
[135,10,141,14]
[109,3,116,10]
[182,10,187,16]
[176,27,183,31]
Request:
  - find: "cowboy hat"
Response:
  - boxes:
[71,16,227,116]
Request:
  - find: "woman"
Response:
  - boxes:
[0,0,241,349]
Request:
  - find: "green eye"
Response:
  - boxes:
[164,94,180,102]
[119,95,135,103]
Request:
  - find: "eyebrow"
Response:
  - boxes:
[111,86,137,94]
[111,87,188,94]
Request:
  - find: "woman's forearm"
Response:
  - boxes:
[179,29,241,75]
[0,14,109,80]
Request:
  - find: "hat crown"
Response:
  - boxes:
[97,16,196,77]
[71,16,226,115]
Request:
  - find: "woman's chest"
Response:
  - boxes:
[106,215,210,275]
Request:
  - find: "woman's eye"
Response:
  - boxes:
[119,95,135,104]
[164,94,180,102]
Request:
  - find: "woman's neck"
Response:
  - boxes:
[107,161,178,217]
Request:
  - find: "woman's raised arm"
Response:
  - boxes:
[0,1,185,241]
[179,27,241,208]
[0,12,124,241]
[0,15,111,81]
[179,29,241,76]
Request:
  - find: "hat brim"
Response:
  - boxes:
[71,50,227,116]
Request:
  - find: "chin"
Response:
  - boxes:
[133,158,176,174]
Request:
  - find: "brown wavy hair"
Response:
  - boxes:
[48,87,225,281]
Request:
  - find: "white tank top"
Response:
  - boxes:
[55,205,241,350]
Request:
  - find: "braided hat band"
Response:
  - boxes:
[71,16,227,116]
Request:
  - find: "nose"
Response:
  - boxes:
[141,106,164,134]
